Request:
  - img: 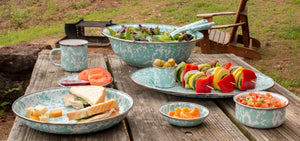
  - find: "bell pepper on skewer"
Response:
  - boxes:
[181,64,199,87]
[223,62,233,70]
[217,74,235,93]
[240,69,257,90]
[212,67,230,90]
[195,75,214,93]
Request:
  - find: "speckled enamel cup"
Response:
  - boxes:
[233,91,289,128]
[49,39,88,72]
[153,66,176,88]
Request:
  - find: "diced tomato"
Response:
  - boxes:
[254,102,261,107]
[261,103,269,108]
[236,91,286,108]
[217,74,235,93]
[240,99,246,105]
[275,102,282,107]
[223,62,233,70]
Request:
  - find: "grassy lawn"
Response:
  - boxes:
[0,0,299,95]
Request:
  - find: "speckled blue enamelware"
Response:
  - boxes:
[57,74,113,87]
[233,91,289,128]
[159,102,209,127]
[130,67,275,98]
[153,66,176,88]
[49,39,88,72]
[12,87,133,134]
[102,24,205,68]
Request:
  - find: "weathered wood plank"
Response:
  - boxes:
[8,54,128,141]
[108,55,248,141]
[190,53,300,141]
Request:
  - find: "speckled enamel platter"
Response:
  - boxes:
[12,87,133,134]
[57,74,113,87]
[159,102,209,127]
[131,67,275,98]
[233,91,289,128]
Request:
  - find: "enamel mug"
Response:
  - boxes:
[49,39,88,72]
[153,66,176,88]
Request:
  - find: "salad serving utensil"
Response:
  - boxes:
[146,19,214,40]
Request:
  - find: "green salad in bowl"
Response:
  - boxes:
[107,24,195,42]
[102,21,214,67]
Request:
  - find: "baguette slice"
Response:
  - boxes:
[69,86,107,105]
[66,99,118,121]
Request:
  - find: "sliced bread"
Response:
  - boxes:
[69,85,107,105]
[66,99,118,121]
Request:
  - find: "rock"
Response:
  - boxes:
[0,44,52,73]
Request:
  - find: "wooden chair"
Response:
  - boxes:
[196,0,261,59]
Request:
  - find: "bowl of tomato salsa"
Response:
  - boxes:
[233,91,289,128]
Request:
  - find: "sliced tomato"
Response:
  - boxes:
[88,72,112,86]
[78,69,91,81]
[78,68,109,81]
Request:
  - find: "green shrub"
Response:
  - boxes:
[0,88,20,116]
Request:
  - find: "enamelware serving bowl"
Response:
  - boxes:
[159,102,209,127]
[102,24,205,68]
[233,91,289,128]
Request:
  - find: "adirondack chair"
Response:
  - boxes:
[196,0,261,59]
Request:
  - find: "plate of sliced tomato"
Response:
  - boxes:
[57,68,113,87]
[130,67,275,98]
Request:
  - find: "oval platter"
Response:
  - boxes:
[130,67,274,98]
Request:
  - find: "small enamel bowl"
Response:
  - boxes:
[233,91,289,128]
[159,102,209,127]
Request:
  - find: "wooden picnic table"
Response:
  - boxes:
[8,53,300,141]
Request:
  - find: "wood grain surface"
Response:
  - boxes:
[8,54,128,141]
[108,54,248,141]
[8,53,300,141]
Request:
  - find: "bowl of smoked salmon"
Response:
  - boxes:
[159,102,209,127]
[234,91,289,128]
